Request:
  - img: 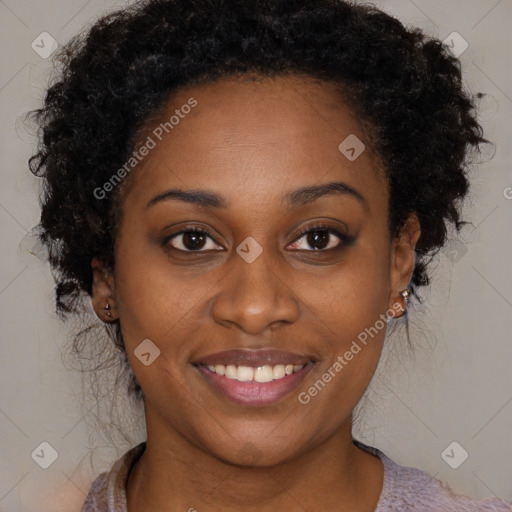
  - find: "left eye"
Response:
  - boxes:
[288,226,346,251]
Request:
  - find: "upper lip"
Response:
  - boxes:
[193,349,315,367]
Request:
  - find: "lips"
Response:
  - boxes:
[192,349,316,406]
[193,349,313,367]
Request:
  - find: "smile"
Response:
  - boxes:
[203,363,306,382]
[192,349,316,406]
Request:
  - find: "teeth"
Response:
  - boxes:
[204,362,306,381]
[272,364,285,379]
[237,366,254,381]
[254,365,273,383]
[225,365,238,379]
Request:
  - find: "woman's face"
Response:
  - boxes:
[100,74,419,466]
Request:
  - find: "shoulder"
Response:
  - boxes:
[383,455,511,511]
[353,440,512,511]
[81,443,146,512]
[81,471,109,512]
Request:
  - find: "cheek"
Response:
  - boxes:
[304,240,390,335]
[112,242,225,408]
[297,242,390,399]
[297,290,388,435]
[114,239,207,345]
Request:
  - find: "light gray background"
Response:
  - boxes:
[1,1,511,511]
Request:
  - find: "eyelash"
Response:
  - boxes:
[291,224,349,252]
[163,223,350,254]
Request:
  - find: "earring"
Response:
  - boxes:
[400,288,411,304]
[397,287,411,316]
[102,271,113,319]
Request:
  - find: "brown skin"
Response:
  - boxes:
[91,74,420,511]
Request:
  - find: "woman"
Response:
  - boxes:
[28,0,511,510]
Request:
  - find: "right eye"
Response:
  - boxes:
[163,227,224,253]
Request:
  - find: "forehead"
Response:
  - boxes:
[121,73,388,216]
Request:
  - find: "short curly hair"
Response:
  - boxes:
[29,0,486,356]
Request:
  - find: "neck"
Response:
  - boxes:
[126,409,383,512]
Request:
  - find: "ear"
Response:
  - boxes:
[91,257,118,322]
[387,213,421,313]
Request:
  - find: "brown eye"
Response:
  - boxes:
[288,225,348,251]
[165,228,223,252]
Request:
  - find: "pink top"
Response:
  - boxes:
[82,439,512,511]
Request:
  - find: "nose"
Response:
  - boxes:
[211,245,300,335]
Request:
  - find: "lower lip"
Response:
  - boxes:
[195,363,315,406]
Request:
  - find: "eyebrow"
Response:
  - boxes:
[145,181,365,210]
